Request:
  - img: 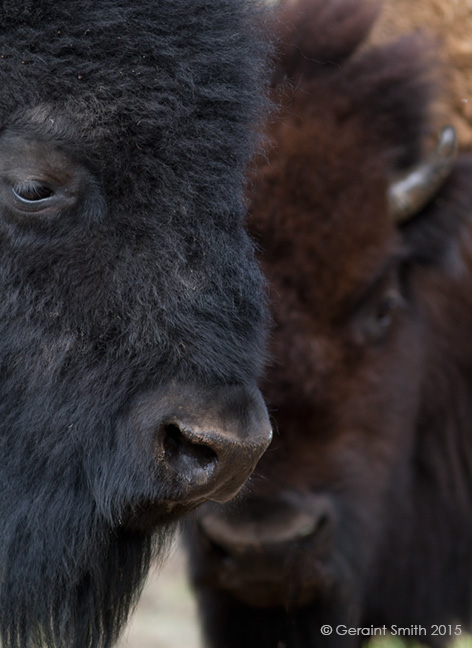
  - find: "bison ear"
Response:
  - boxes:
[271,0,380,85]
[347,32,441,172]
[398,154,472,269]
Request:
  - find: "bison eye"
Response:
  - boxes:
[12,181,54,203]
[363,290,403,344]
[375,295,396,329]
[353,278,405,347]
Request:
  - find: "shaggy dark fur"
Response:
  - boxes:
[0,2,271,647]
[186,1,472,646]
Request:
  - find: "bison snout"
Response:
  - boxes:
[189,494,336,607]
[159,422,219,486]
[156,410,271,503]
[122,383,272,523]
[199,494,335,552]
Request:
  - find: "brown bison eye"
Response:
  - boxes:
[363,290,403,344]
[375,295,396,328]
[353,279,405,347]
[12,181,54,203]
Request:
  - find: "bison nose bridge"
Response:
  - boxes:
[149,384,272,503]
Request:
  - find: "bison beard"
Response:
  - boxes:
[0,1,272,648]
[186,0,472,647]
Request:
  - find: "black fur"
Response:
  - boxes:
[0,1,270,647]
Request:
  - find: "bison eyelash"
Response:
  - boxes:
[12,181,53,203]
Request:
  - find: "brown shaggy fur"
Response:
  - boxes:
[185,1,472,646]
[366,0,472,149]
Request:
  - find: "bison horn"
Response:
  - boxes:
[388,125,458,225]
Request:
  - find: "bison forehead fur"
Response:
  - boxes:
[367,0,472,151]
[186,1,472,647]
[0,2,271,648]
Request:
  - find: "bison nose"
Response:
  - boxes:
[190,494,336,608]
[198,494,335,553]
[126,383,272,509]
[159,421,219,485]
[156,411,271,503]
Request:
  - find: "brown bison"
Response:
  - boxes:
[0,1,272,648]
[367,0,472,150]
[185,0,472,646]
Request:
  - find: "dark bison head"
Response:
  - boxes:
[187,1,472,646]
[0,1,272,647]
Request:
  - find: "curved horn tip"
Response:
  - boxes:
[438,125,458,158]
[388,124,459,225]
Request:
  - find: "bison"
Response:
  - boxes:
[367,0,472,150]
[0,1,273,647]
[185,1,472,646]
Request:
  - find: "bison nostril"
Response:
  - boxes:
[162,423,218,474]
[314,513,329,535]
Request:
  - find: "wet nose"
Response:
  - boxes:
[155,407,272,502]
[129,383,272,505]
